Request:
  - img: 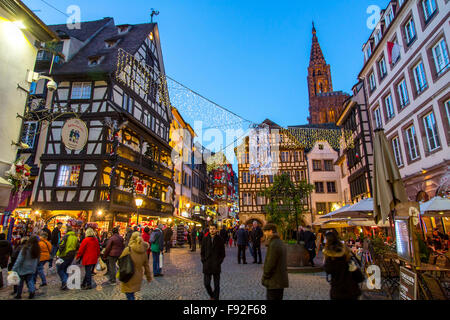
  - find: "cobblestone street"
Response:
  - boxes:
[0,245,333,300]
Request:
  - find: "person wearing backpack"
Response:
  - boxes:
[119,232,152,300]
[323,231,362,300]
[76,228,100,290]
[56,225,79,291]
[150,224,164,277]
[33,232,52,287]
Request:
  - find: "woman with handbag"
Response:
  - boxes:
[323,231,362,300]
[119,232,152,300]
[76,228,100,290]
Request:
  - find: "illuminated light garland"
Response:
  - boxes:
[283,128,354,150]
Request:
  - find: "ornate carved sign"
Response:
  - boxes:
[61,118,88,151]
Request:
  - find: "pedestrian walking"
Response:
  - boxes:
[76,228,100,290]
[323,231,361,300]
[301,226,317,267]
[102,227,125,285]
[142,227,151,259]
[12,235,40,299]
[261,223,288,300]
[33,232,52,288]
[119,232,152,300]
[124,226,133,246]
[150,224,164,276]
[236,225,248,264]
[250,221,263,264]
[56,225,78,291]
[49,222,63,268]
[191,226,198,252]
[219,226,228,243]
[201,224,225,300]
[0,233,12,289]
[163,226,173,253]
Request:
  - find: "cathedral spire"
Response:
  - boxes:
[310,23,325,66]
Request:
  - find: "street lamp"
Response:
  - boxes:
[135,198,143,227]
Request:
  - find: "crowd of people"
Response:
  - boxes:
[0,222,174,300]
[0,219,383,301]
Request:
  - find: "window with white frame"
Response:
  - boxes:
[385,95,395,119]
[423,111,441,152]
[432,38,449,76]
[281,151,290,163]
[392,136,404,167]
[365,44,372,60]
[369,72,376,91]
[374,107,383,128]
[406,125,419,160]
[256,193,265,205]
[405,18,416,45]
[374,29,382,47]
[242,172,250,183]
[243,192,252,205]
[21,121,38,148]
[445,100,450,127]
[385,8,394,27]
[57,165,81,187]
[413,61,427,94]
[379,57,387,78]
[422,0,437,22]
[398,80,409,107]
[71,82,91,99]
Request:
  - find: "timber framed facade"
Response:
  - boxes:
[235,119,309,226]
[31,19,174,229]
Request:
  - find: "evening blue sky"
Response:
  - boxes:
[24,0,388,127]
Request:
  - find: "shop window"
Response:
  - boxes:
[316,202,327,215]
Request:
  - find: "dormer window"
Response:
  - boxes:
[117,25,131,34]
[105,39,120,48]
[374,29,382,47]
[364,43,372,60]
[88,55,104,66]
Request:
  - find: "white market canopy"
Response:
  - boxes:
[320,198,374,219]
[313,217,389,228]
[420,196,450,216]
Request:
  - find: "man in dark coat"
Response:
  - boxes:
[262,223,289,300]
[102,227,124,284]
[219,226,228,243]
[236,225,249,264]
[0,233,12,288]
[201,224,225,300]
[49,222,63,267]
[42,225,52,241]
[250,221,263,264]
[163,226,173,253]
[302,226,317,267]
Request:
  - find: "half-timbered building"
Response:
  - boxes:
[235,119,309,226]
[31,18,174,232]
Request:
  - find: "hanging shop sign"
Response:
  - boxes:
[62,118,88,151]
[194,206,201,215]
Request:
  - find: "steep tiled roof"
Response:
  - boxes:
[49,18,113,41]
[52,20,156,77]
